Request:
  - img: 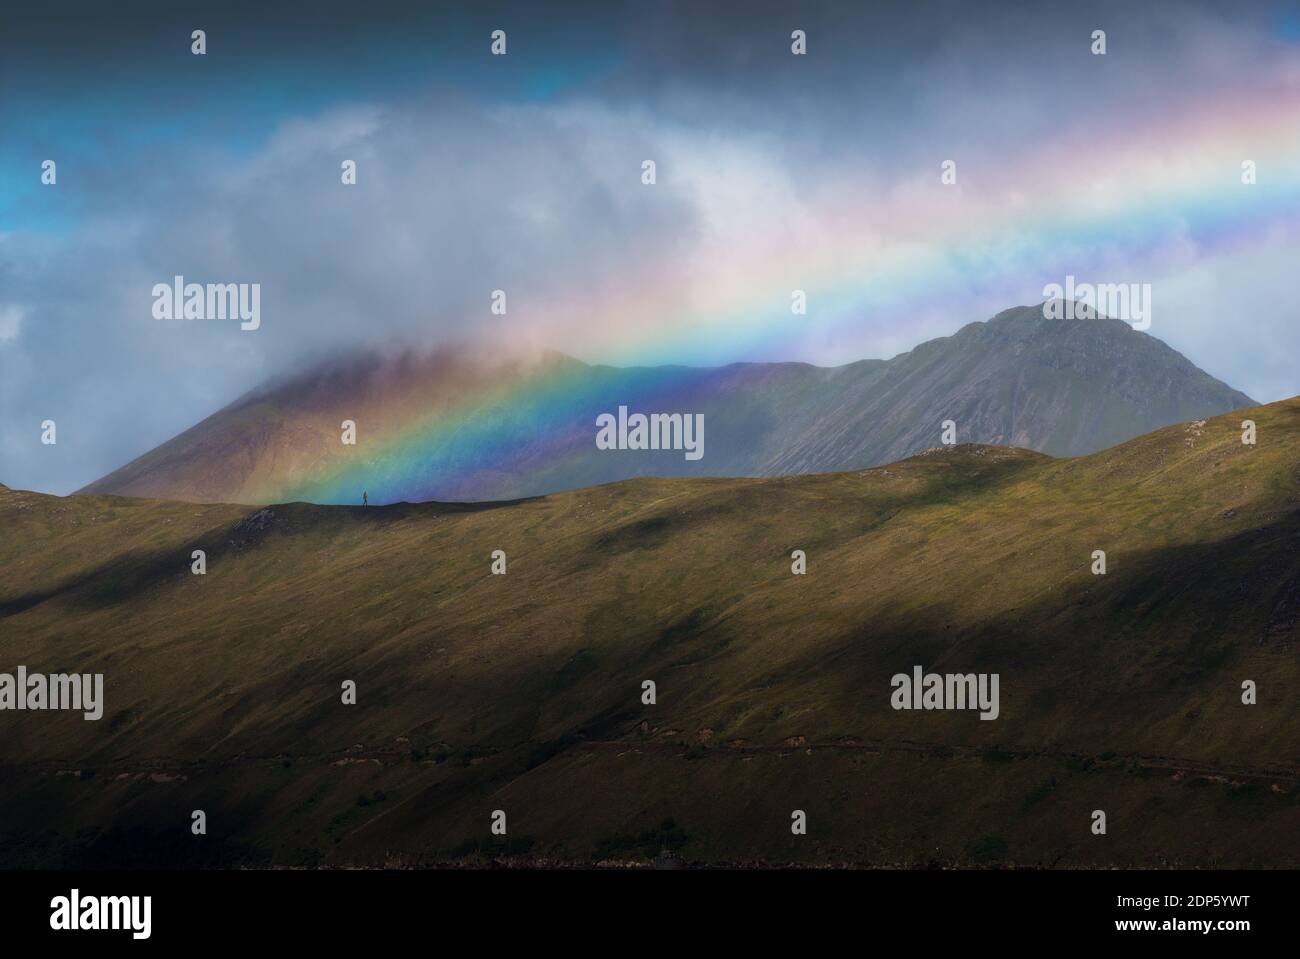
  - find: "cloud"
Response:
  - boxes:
[0,304,24,343]
[0,94,715,492]
[2,0,1298,495]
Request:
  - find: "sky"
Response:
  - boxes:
[2,0,1299,495]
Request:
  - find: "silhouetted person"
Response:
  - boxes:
[363,490,368,506]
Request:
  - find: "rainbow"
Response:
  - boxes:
[258,80,1300,505]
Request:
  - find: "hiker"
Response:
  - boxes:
[363,490,368,506]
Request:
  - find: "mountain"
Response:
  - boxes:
[77,304,1254,505]
[4,400,1297,867]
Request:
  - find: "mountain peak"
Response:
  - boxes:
[78,305,1255,505]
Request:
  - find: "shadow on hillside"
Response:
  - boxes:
[2,502,1299,868]
[484,502,1300,760]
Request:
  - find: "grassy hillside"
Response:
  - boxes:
[2,399,1298,868]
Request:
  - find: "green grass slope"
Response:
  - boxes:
[1,399,1297,868]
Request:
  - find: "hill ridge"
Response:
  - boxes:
[76,302,1254,507]
[3,398,1298,866]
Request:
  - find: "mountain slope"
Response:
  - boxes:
[4,399,1298,867]
[77,305,1254,505]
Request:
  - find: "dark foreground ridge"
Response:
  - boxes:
[2,400,1298,868]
